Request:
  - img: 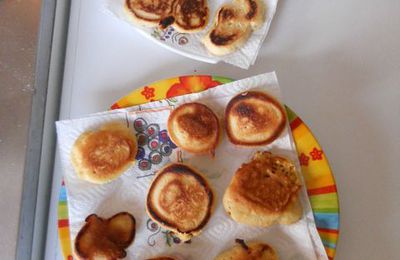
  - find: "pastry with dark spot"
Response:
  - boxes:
[168,102,220,156]
[203,0,265,55]
[125,0,209,33]
[225,91,286,146]
[146,163,214,241]
[74,212,136,260]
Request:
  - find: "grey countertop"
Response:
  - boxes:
[1,0,400,259]
[0,0,41,258]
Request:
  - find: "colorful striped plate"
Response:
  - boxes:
[58,75,340,259]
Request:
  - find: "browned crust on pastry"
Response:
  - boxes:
[79,131,136,176]
[75,212,136,259]
[209,7,241,46]
[232,151,301,213]
[71,123,138,184]
[245,0,258,20]
[173,0,209,31]
[159,15,176,28]
[223,151,303,227]
[126,0,174,24]
[125,0,208,32]
[225,91,286,146]
[146,163,214,236]
[203,0,265,55]
[168,102,220,155]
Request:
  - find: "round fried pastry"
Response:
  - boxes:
[203,4,252,56]
[71,122,137,184]
[168,102,220,156]
[146,163,214,241]
[225,91,286,146]
[124,0,175,27]
[223,151,302,227]
[215,240,278,260]
[125,0,209,33]
[203,0,265,56]
[173,0,209,33]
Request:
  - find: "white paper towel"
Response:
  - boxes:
[105,0,278,69]
[56,72,328,259]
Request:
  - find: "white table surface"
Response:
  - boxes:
[45,0,400,259]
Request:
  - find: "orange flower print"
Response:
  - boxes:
[309,147,323,160]
[141,86,155,100]
[166,76,220,98]
[299,153,310,166]
[110,103,121,110]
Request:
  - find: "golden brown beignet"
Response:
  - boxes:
[74,212,136,260]
[168,102,220,156]
[71,122,137,184]
[203,0,265,56]
[225,91,286,146]
[223,151,302,227]
[146,163,214,241]
[125,0,209,33]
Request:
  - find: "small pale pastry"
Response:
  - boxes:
[146,163,214,241]
[71,122,137,184]
[223,151,302,227]
[225,91,286,146]
[215,240,278,260]
[168,102,220,156]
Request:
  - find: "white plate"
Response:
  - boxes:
[105,0,279,69]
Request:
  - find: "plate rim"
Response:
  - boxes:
[58,75,340,259]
